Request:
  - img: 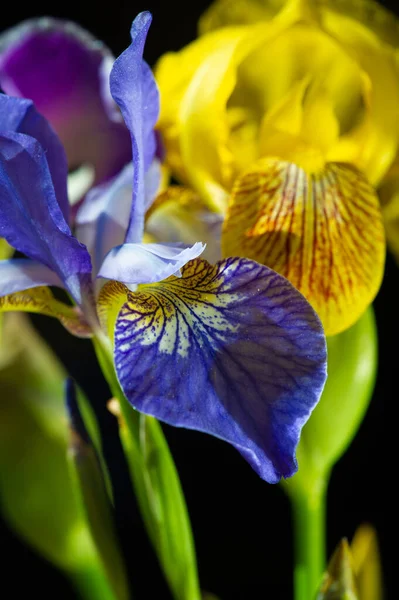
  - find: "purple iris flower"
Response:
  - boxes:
[0,12,327,483]
[0,16,132,196]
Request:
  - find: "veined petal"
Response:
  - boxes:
[222,158,385,336]
[0,94,69,223]
[98,257,327,483]
[0,286,91,337]
[0,18,131,187]
[97,242,205,285]
[145,186,223,264]
[0,259,64,295]
[110,12,159,244]
[0,131,92,305]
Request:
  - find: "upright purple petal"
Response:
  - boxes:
[0,94,69,222]
[0,18,131,187]
[76,163,134,277]
[98,242,205,284]
[76,159,161,276]
[110,12,160,244]
[0,259,64,295]
[0,132,92,304]
[112,258,327,483]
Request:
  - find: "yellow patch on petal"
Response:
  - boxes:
[0,287,92,338]
[97,280,128,341]
[222,158,385,335]
[0,239,13,261]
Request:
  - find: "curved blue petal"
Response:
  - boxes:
[98,242,205,285]
[0,94,69,222]
[0,18,131,189]
[0,132,92,304]
[76,159,160,276]
[76,163,134,276]
[0,259,64,295]
[110,12,159,244]
[113,258,327,483]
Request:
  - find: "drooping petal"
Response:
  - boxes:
[0,286,91,337]
[222,158,385,336]
[97,242,205,285]
[98,257,327,483]
[0,259,64,295]
[110,12,160,243]
[0,18,131,187]
[0,131,92,305]
[145,186,223,264]
[0,94,70,222]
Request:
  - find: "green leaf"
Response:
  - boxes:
[0,314,118,600]
[68,401,130,600]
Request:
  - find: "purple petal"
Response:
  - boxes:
[98,242,205,284]
[0,258,64,295]
[0,94,69,222]
[0,131,92,304]
[0,18,131,187]
[76,159,160,276]
[114,258,327,483]
[110,12,159,244]
[76,163,134,276]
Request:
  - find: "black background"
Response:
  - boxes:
[0,1,396,598]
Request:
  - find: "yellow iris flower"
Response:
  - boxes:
[155,0,399,335]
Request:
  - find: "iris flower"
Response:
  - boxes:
[0,16,131,193]
[155,0,399,336]
[0,12,327,483]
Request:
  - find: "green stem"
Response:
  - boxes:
[291,476,327,600]
[68,560,118,600]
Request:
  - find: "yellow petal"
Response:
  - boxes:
[351,524,383,600]
[199,0,320,34]
[323,0,399,49]
[222,158,385,336]
[200,0,399,49]
[157,15,325,212]
[156,28,249,206]
[0,287,92,338]
[317,539,359,599]
[199,0,278,34]
[145,186,222,263]
[379,154,399,263]
[322,6,399,184]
